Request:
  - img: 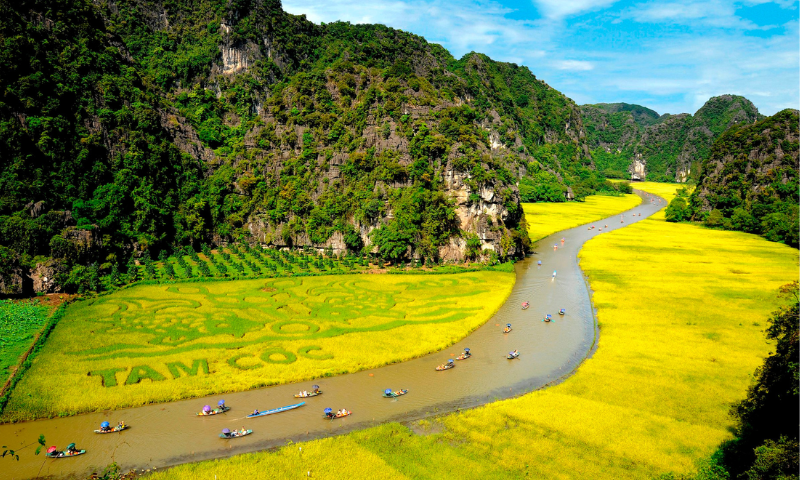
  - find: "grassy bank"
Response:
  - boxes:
[146,184,797,479]
[0,300,52,385]
[523,193,642,242]
[1,271,513,421]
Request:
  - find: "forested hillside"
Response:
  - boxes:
[685,109,799,247]
[581,95,762,182]
[0,0,625,295]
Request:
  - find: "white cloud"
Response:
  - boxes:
[623,0,788,29]
[553,60,594,70]
[282,0,799,116]
[531,0,620,19]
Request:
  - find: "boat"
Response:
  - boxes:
[455,348,471,360]
[246,402,305,418]
[294,385,321,398]
[503,323,512,333]
[46,444,85,458]
[219,428,253,439]
[294,391,322,398]
[435,359,455,371]
[324,408,351,419]
[383,389,408,398]
[196,405,230,416]
[521,302,530,310]
[94,422,129,434]
[507,351,520,359]
[558,309,566,315]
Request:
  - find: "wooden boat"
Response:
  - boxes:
[196,406,230,416]
[93,425,129,434]
[435,363,455,371]
[383,389,408,398]
[326,410,351,419]
[542,314,553,323]
[558,309,566,315]
[507,351,520,359]
[294,391,322,398]
[503,327,512,333]
[521,304,530,310]
[247,402,305,418]
[46,445,85,458]
[219,429,253,439]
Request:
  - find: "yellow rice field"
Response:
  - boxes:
[0,272,513,421]
[523,194,642,242]
[147,183,798,479]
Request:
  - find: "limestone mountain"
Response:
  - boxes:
[689,108,799,247]
[581,95,762,182]
[0,0,615,295]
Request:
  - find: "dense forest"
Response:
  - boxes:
[0,0,634,295]
[669,108,799,247]
[581,95,763,182]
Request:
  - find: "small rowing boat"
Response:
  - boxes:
[558,309,566,315]
[503,323,512,333]
[507,351,520,360]
[436,359,455,371]
[247,402,305,418]
[295,385,321,398]
[219,429,252,439]
[294,391,322,398]
[46,444,85,458]
[94,424,129,434]
[196,406,230,416]
[383,389,408,398]
[325,409,351,419]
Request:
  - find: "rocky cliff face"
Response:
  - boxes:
[692,109,799,213]
[581,95,762,182]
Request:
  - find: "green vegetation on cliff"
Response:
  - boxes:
[0,0,628,296]
[676,108,799,247]
[581,95,763,182]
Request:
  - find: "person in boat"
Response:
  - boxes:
[67,444,78,455]
[552,270,557,278]
[99,422,110,432]
[241,427,247,435]
[222,429,231,438]
[336,409,342,416]
[512,349,518,356]
[312,385,320,393]
[118,421,125,429]
[252,409,260,416]
[218,399,226,410]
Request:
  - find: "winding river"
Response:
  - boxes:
[1,190,663,480]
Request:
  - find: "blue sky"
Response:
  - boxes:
[282,0,799,115]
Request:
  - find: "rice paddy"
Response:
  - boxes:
[0,271,514,421]
[146,183,797,479]
[0,300,52,385]
[523,193,642,242]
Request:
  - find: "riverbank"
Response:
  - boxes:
[145,185,797,479]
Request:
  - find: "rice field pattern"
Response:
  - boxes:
[2,272,512,420]
[76,277,484,361]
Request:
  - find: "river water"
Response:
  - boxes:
[1,190,663,479]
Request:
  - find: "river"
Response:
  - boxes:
[1,190,663,479]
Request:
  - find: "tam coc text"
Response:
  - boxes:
[88,345,331,387]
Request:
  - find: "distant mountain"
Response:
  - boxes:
[581,95,763,182]
[689,108,799,247]
[0,0,621,295]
